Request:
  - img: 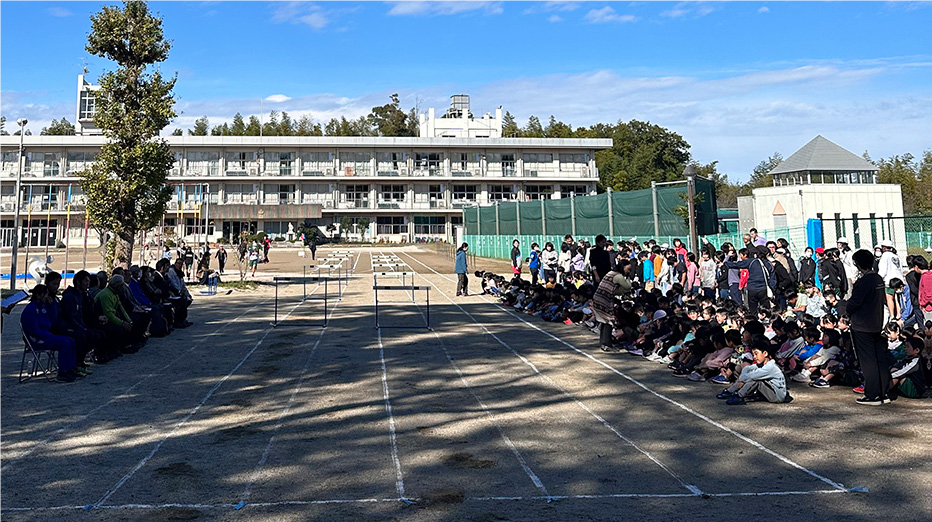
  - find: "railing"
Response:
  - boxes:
[339,200,370,209]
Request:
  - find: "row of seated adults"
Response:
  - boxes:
[20,257,194,383]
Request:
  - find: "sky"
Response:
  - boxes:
[1,1,930,182]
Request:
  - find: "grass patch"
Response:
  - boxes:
[218,280,259,291]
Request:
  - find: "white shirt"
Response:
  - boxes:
[878,251,902,285]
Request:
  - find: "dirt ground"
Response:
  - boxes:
[2,246,930,521]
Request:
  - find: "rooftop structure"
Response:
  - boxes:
[768,135,878,186]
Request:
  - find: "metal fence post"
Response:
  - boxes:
[606,188,614,238]
[570,193,577,237]
[516,201,522,236]
[651,181,660,239]
[541,198,547,237]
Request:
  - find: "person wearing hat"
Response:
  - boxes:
[877,239,902,320]
[847,249,892,405]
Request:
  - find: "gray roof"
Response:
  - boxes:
[768,135,877,175]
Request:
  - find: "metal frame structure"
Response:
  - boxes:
[271,275,330,328]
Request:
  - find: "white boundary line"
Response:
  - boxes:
[401,251,852,494]
[91,290,317,509]
[372,252,411,503]
[399,252,700,497]
[236,273,353,509]
[383,251,552,500]
[1,488,855,513]
[1,297,274,473]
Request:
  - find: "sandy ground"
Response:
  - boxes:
[1,246,930,521]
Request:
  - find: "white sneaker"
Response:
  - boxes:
[645,353,662,361]
[687,371,704,382]
[791,371,810,383]
[660,356,672,364]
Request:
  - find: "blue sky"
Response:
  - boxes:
[2,1,930,181]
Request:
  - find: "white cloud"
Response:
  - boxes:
[46,7,73,17]
[584,6,637,24]
[758,6,770,14]
[270,2,339,30]
[387,2,503,17]
[265,94,292,103]
[524,2,580,15]
[548,14,563,23]
[661,2,717,19]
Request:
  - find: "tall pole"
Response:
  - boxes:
[651,180,660,239]
[685,165,699,255]
[43,184,53,258]
[63,184,72,289]
[8,118,27,290]
[24,185,35,276]
[203,183,210,251]
[606,187,614,238]
[82,204,89,269]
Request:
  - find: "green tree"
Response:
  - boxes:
[597,120,692,192]
[745,152,782,193]
[171,128,183,136]
[189,116,209,136]
[877,152,932,214]
[0,116,7,135]
[368,93,412,137]
[544,115,573,138]
[406,107,420,137]
[13,129,32,136]
[523,115,544,138]
[211,122,231,136]
[279,111,294,136]
[340,216,353,239]
[261,111,279,136]
[502,111,519,137]
[245,115,261,135]
[80,0,177,268]
[231,112,246,135]
[357,217,370,241]
[693,160,741,208]
[40,117,76,135]
[295,114,315,136]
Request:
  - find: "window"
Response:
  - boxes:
[225,151,254,174]
[66,151,97,173]
[488,153,516,176]
[261,221,294,238]
[414,216,445,235]
[377,216,406,235]
[560,185,588,197]
[522,153,554,176]
[184,218,215,237]
[377,151,407,175]
[2,151,18,172]
[488,185,515,201]
[343,184,369,207]
[429,184,444,201]
[26,153,59,177]
[301,183,330,203]
[379,184,406,202]
[525,185,554,200]
[452,184,478,201]
[264,152,294,176]
[301,151,333,175]
[339,151,370,175]
[452,152,479,175]
[414,152,442,175]
[450,216,463,227]
[79,90,96,120]
[559,153,588,171]
[225,183,258,203]
[263,184,295,204]
[27,185,59,210]
[187,151,219,176]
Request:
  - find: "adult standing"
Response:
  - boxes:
[310,239,318,260]
[540,242,559,283]
[798,247,816,286]
[590,235,612,284]
[263,236,272,263]
[510,239,522,276]
[592,268,632,352]
[215,245,227,275]
[837,237,856,296]
[724,248,775,313]
[877,239,902,320]
[847,249,892,405]
[454,243,469,296]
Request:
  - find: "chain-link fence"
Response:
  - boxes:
[820,215,931,255]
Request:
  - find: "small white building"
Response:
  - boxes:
[418,95,503,138]
[738,135,906,251]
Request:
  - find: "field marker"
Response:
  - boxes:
[1,297,274,473]
[91,292,316,509]
[402,251,851,494]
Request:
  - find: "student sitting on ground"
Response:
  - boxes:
[789,328,825,382]
[812,331,861,389]
[797,329,842,385]
[716,338,790,405]
[688,330,737,382]
[709,329,746,384]
[888,337,926,399]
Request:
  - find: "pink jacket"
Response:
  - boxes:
[919,271,932,312]
[697,347,734,370]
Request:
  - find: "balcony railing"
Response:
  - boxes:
[338,199,369,209]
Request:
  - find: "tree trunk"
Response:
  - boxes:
[112,228,136,270]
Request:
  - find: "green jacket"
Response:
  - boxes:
[95,287,132,327]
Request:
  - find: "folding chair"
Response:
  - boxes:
[19,334,59,383]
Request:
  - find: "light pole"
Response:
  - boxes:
[9,118,27,290]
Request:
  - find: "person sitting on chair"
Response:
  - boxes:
[21,284,81,382]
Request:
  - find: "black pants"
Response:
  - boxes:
[218,260,225,274]
[729,283,743,306]
[852,330,891,400]
[456,273,468,296]
[599,321,613,347]
[747,288,768,314]
[531,270,539,285]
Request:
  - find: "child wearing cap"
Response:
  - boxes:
[717,337,789,405]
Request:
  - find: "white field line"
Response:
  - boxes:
[382,250,551,499]
[91,293,314,509]
[236,275,352,508]
[371,252,409,502]
[1,296,275,473]
[402,252,850,493]
[398,252,700,496]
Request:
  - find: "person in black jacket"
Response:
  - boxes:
[771,256,795,310]
[724,248,776,314]
[798,247,816,286]
[847,249,892,405]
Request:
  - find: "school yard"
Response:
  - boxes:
[1,245,930,521]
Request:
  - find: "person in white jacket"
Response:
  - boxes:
[877,239,903,320]
[837,237,857,298]
[717,339,788,405]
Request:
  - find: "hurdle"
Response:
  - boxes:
[271,275,330,327]
[303,264,348,300]
[373,271,417,302]
[373,283,430,330]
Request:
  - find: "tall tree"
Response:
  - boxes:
[368,93,412,137]
[0,116,7,135]
[278,111,294,136]
[230,112,246,135]
[245,115,261,135]
[598,120,692,192]
[189,116,209,136]
[41,117,76,135]
[261,111,279,136]
[746,152,782,191]
[523,115,544,138]
[544,115,573,138]
[80,0,176,268]
[502,111,519,137]
[171,128,183,136]
[877,152,932,214]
